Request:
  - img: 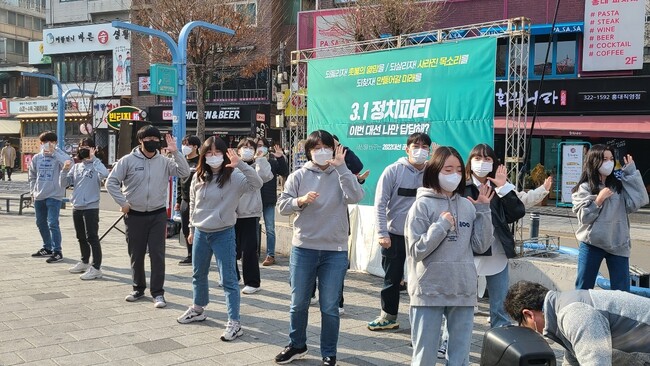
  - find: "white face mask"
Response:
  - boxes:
[438,172,462,193]
[240,147,255,161]
[257,146,268,156]
[311,148,333,166]
[41,142,54,152]
[181,145,193,156]
[471,159,493,178]
[598,161,614,176]
[410,148,429,165]
[205,155,223,168]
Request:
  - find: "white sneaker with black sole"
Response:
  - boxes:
[177,306,207,323]
[220,320,243,341]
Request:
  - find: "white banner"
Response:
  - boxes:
[43,23,130,55]
[9,98,91,115]
[108,134,116,165]
[561,144,585,203]
[583,1,645,71]
[28,41,51,64]
[112,45,131,96]
[93,98,121,129]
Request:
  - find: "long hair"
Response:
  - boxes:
[195,136,233,188]
[423,146,466,195]
[572,144,622,194]
[465,143,499,181]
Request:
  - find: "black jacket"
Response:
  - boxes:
[343,147,363,175]
[261,155,289,206]
[177,156,199,203]
[464,182,525,258]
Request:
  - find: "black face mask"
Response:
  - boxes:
[77,148,90,160]
[143,140,160,153]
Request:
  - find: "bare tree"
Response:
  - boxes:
[133,0,268,140]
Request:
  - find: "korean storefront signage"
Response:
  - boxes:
[160,106,242,122]
[561,144,585,203]
[9,98,91,115]
[0,99,8,117]
[93,99,121,129]
[583,0,645,71]
[106,106,143,130]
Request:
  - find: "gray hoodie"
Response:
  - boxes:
[278,161,364,252]
[572,162,649,257]
[28,149,73,201]
[189,162,263,233]
[375,157,424,237]
[236,157,273,219]
[405,188,492,307]
[61,158,109,210]
[105,147,190,212]
[543,289,650,366]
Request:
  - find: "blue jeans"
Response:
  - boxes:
[192,227,240,321]
[486,265,512,328]
[576,242,630,292]
[410,306,474,366]
[289,246,348,358]
[34,198,62,253]
[262,204,276,257]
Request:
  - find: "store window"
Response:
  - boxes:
[53,52,113,83]
[234,1,257,26]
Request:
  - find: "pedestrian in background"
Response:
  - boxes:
[106,126,190,308]
[60,138,109,280]
[1,140,16,181]
[368,132,432,331]
[257,137,289,266]
[572,145,648,292]
[176,136,263,343]
[29,131,73,263]
[275,130,364,366]
[176,135,202,266]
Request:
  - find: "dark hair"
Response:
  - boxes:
[304,130,335,161]
[185,135,201,148]
[465,143,499,180]
[256,137,270,148]
[196,136,233,188]
[504,281,549,325]
[423,146,465,195]
[135,125,161,141]
[332,135,340,142]
[237,137,256,149]
[572,144,622,194]
[39,131,57,143]
[406,132,432,147]
[79,138,96,148]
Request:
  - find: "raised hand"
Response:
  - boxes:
[165,134,177,152]
[272,144,284,158]
[298,191,319,207]
[543,176,553,191]
[623,154,634,167]
[468,184,495,204]
[62,160,72,170]
[486,164,507,187]
[225,149,240,168]
[327,145,346,167]
[88,147,96,160]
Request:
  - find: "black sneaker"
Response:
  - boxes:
[125,290,145,302]
[31,248,52,257]
[322,356,336,366]
[275,345,308,364]
[45,252,63,263]
[178,256,192,266]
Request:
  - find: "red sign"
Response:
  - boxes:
[0,99,8,117]
[256,113,266,122]
[22,154,33,172]
[98,30,109,45]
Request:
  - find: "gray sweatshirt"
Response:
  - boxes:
[572,162,649,257]
[278,161,364,251]
[236,157,273,219]
[189,162,263,233]
[405,188,492,307]
[106,147,190,212]
[543,289,650,366]
[61,158,109,210]
[28,149,73,201]
[375,157,424,237]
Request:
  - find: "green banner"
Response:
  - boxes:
[307,37,497,205]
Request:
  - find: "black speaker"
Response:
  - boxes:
[117,121,150,159]
[480,326,556,366]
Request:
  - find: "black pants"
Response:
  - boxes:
[4,166,12,179]
[380,233,406,317]
[180,200,191,256]
[124,211,167,297]
[235,217,261,288]
[72,208,102,270]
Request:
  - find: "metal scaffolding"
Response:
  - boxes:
[286,17,530,177]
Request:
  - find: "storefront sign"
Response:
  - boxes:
[313,9,355,58]
[28,41,51,65]
[160,107,242,122]
[583,0,645,71]
[577,91,645,103]
[93,99,121,129]
[43,23,130,54]
[150,64,177,97]
[106,106,143,130]
[139,75,151,92]
[561,144,584,203]
[0,99,8,117]
[9,98,92,114]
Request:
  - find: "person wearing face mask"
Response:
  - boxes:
[176,136,263,342]
[571,145,648,292]
[404,146,493,366]
[464,143,525,329]
[504,281,650,366]
[1,140,16,181]
[175,135,202,266]
[29,131,74,263]
[368,132,431,332]
[60,139,109,280]
[275,130,364,366]
[106,125,190,308]
[234,137,273,295]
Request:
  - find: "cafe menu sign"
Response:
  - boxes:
[583,0,645,71]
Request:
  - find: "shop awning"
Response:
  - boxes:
[0,119,20,134]
[494,115,650,139]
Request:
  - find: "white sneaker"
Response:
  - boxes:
[338,307,345,315]
[220,320,243,341]
[153,295,167,308]
[177,306,207,324]
[242,286,260,294]
[69,262,90,273]
[80,266,103,280]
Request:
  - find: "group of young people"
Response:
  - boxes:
[25,126,649,366]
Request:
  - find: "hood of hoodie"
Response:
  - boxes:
[416,187,455,200]
[303,161,337,175]
[397,156,421,173]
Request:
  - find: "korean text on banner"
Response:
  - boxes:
[561,144,584,203]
